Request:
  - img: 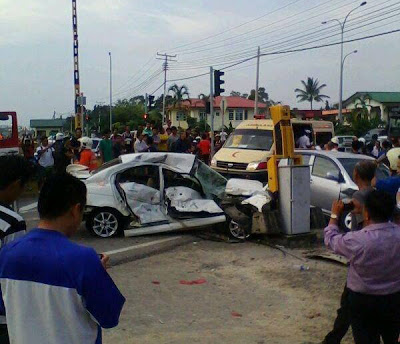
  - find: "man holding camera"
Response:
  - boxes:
[323,161,376,344]
[325,190,400,343]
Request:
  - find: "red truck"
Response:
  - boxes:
[0,112,19,156]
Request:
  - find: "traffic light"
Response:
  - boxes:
[143,113,148,120]
[148,95,155,111]
[214,70,225,96]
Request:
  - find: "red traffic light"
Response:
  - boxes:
[143,113,148,120]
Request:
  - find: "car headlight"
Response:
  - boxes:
[247,161,268,171]
[211,158,217,167]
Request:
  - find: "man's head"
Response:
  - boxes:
[0,156,35,204]
[351,140,359,152]
[41,136,48,147]
[147,136,154,146]
[146,122,151,129]
[38,174,87,237]
[202,133,207,140]
[166,128,172,135]
[363,190,395,224]
[372,134,378,141]
[75,128,82,139]
[382,140,391,150]
[353,160,377,185]
[180,131,187,140]
[103,129,111,139]
[167,120,172,127]
[113,129,118,136]
[171,126,177,135]
[152,128,159,136]
[125,126,130,133]
[326,141,335,151]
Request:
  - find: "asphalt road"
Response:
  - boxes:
[17,196,195,265]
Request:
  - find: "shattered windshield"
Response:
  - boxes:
[194,160,227,199]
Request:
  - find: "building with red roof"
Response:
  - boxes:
[168,96,267,129]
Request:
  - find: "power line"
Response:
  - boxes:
[165,28,400,83]
[168,0,305,51]
[171,0,399,67]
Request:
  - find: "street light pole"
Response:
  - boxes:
[109,52,112,131]
[322,1,366,123]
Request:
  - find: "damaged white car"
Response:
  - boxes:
[68,153,228,238]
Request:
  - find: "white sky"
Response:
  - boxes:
[1,0,399,126]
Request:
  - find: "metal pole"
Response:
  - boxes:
[338,27,344,123]
[254,46,260,117]
[109,52,112,131]
[210,67,215,158]
[145,93,148,114]
[162,59,167,125]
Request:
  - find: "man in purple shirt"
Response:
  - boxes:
[325,190,400,343]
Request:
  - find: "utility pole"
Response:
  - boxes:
[145,93,148,114]
[72,0,82,130]
[254,46,261,117]
[210,67,215,158]
[109,52,112,131]
[157,53,177,124]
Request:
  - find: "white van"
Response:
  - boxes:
[211,119,334,181]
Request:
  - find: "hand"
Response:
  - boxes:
[100,254,110,269]
[331,200,344,217]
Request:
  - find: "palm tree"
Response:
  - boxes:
[295,77,330,110]
[168,84,190,108]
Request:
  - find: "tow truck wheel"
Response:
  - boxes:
[228,220,250,240]
[86,208,123,238]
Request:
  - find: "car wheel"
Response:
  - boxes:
[228,219,250,240]
[86,208,123,238]
[340,211,352,232]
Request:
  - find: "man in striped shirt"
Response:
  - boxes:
[0,156,34,342]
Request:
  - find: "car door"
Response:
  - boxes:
[310,156,342,212]
[116,164,169,225]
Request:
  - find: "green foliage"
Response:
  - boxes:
[186,115,198,129]
[224,122,234,135]
[335,110,384,137]
[168,84,190,108]
[295,77,330,110]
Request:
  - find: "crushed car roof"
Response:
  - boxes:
[120,153,196,174]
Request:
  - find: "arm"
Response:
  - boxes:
[324,200,363,259]
[80,250,125,328]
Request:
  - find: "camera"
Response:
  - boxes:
[343,200,355,212]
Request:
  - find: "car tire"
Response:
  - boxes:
[86,208,124,238]
[227,219,251,240]
[339,210,352,232]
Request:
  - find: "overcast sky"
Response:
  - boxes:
[1,0,399,126]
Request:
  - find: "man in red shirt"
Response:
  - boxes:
[197,134,211,164]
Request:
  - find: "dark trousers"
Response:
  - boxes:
[324,286,351,344]
[0,324,10,344]
[348,289,400,344]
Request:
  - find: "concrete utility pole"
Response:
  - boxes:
[157,53,177,124]
[72,0,82,130]
[109,52,112,131]
[145,93,148,114]
[322,1,366,123]
[254,46,261,117]
[210,67,215,157]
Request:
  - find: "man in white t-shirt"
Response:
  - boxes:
[297,130,311,149]
[35,136,55,188]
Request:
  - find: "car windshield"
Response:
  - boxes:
[194,160,227,199]
[338,158,390,181]
[92,157,122,175]
[224,129,273,151]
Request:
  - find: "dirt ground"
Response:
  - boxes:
[103,238,353,344]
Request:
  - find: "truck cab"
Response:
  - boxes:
[0,112,19,156]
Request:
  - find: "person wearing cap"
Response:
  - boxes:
[54,133,73,174]
[331,137,339,151]
[79,137,98,171]
[297,130,312,149]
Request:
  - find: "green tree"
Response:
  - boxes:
[295,77,330,110]
[168,84,190,108]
